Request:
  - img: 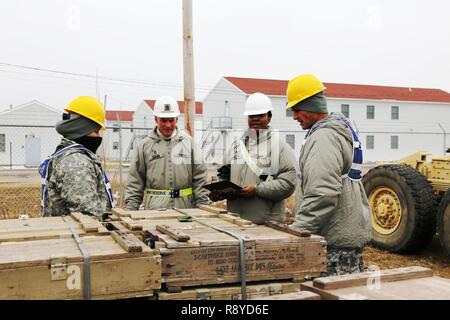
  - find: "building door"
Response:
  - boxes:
[25,134,41,167]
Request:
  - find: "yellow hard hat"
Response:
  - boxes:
[65,96,106,130]
[286,74,326,109]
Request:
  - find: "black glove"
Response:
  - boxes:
[217,164,231,181]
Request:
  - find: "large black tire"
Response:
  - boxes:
[362,164,437,253]
[438,189,450,257]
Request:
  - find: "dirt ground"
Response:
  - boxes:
[364,238,450,279]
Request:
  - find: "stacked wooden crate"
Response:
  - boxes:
[0,213,161,300]
[157,280,305,300]
[111,206,327,298]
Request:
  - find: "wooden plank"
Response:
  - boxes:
[266,220,311,238]
[110,230,143,252]
[0,216,107,243]
[120,217,143,231]
[313,266,433,290]
[198,204,227,214]
[70,212,103,233]
[156,225,190,242]
[111,208,132,218]
[302,275,450,300]
[252,291,321,300]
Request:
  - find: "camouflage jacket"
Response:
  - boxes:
[43,138,112,218]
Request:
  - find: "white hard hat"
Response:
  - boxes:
[153,96,180,118]
[243,92,273,116]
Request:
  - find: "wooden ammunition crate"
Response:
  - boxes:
[301,266,450,300]
[112,207,327,290]
[0,215,161,300]
[0,212,108,243]
[157,280,302,300]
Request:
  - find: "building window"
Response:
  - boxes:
[286,134,295,149]
[224,100,230,117]
[391,106,399,120]
[391,136,399,149]
[113,141,119,150]
[113,123,119,132]
[286,101,293,117]
[366,105,375,119]
[0,134,5,152]
[366,135,374,149]
[341,104,350,118]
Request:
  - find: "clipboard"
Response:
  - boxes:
[203,180,242,193]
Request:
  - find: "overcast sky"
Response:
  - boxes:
[0,0,449,112]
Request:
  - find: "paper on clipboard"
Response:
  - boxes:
[203,180,242,193]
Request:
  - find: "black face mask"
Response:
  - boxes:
[74,136,103,154]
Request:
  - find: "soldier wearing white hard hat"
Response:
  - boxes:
[125,96,209,210]
[210,92,298,224]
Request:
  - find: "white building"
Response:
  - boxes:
[202,77,450,162]
[0,98,204,166]
[0,100,61,167]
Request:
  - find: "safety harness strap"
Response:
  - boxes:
[147,188,193,198]
[39,144,115,215]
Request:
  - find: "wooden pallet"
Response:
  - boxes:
[0,226,161,300]
[157,280,302,300]
[113,208,327,290]
[0,212,108,243]
[300,266,450,300]
[252,291,321,300]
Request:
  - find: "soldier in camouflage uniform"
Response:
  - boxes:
[40,96,114,219]
[286,75,371,276]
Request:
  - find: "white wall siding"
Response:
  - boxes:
[202,78,450,163]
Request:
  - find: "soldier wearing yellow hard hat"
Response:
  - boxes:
[286,74,371,276]
[39,96,114,219]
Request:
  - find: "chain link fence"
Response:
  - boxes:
[1,123,448,219]
[0,124,218,218]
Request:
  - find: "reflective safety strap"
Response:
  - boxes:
[147,188,193,197]
[238,140,263,177]
[300,114,364,181]
[101,171,115,208]
[63,216,91,300]
[174,208,249,300]
[334,116,363,181]
[39,143,115,214]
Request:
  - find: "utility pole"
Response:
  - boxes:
[183,0,195,137]
[101,95,107,170]
[117,113,124,207]
[438,123,447,155]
